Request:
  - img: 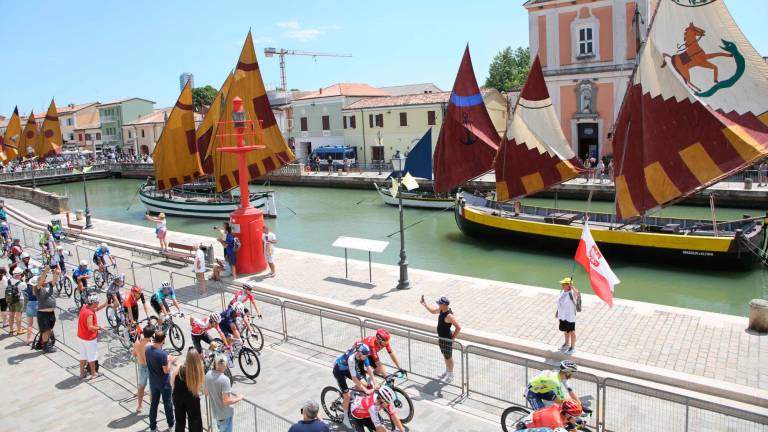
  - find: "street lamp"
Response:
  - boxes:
[76,146,93,228]
[391,150,410,290]
[26,146,37,189]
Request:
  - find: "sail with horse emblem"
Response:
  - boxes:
[433,45,500,193]
[612,0,768,220]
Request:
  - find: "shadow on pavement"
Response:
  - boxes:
[55,374,84,390]
[107,411,148,429]
[324,276,376,290]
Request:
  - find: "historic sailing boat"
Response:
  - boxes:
[0,107,21,163]
[140,31,294,218]
[449,0,768,270]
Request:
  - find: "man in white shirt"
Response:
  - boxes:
[262,226,277,277]
[556,277,579,355]
[194,243,207,295]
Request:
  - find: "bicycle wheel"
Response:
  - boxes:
[169,323,185,351]
[500,406,531,432]
[245,323,264,351]
[237,347,261,379]
[55,279,62,296]
[106,307,119,329]
[30,332,40,351]
[73,290,83,309]
[62,277,73,297]
[94,271,104,289]
[320,386,344,423]
[117,324,133,350]
[391,387,414,424]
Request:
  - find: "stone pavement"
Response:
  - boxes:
[4,197,767,406]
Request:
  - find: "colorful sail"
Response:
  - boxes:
[20,111,39,159]
[39,99,63,159]
[1,107,21,162]
[214,31,295,191]
[433,46,500,192]
[152,81,204,191]
[613,0,768,220]
[495,56,582,201]
[196,73,233,175]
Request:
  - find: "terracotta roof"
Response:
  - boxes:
[344,92,450,110]
[296,83,389,100]
[379,83,443,96]
[57,102,99,114]
[123,107,202,126]
[98,97,156,107]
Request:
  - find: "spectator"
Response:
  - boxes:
[132,325,155,413]
[146,330,176,432]
[146,213,168,251]
[194,243,207,295]
[32,267,58,353]
[223,225,237,279]
[0,267,8,328]
[171,348,205,432]
[78,294,106,379]
[596,159,605,184]
[206,354,243,432]
[6,267,25,336]
[759,160,767,187]
[211,258,226,282]
[556,277,580,355]
[289,400,329,432]
[23,266,39,345]
[262,226,277,277]
[419,295,461,384]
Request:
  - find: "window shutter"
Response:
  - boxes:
[427,111,436,125]
[376,114,384,127]
[322,115,330,130]
[301,117,308,131]
[369,114,374,128]
[399,112,407,127]
[350,116,356,129]
[343,116,347,129]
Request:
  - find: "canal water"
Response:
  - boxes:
[43,178,768,316]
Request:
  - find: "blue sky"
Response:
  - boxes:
[0,0,765,115]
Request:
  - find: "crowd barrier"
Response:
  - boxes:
[7,222,768,431]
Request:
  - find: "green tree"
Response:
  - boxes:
[192,85,218,112]
[484,46,531,92]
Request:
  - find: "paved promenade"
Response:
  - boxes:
[4,198,767,405]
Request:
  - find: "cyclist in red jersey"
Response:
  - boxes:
[189,312,227,353]
[349,387,405,432]
[516,400,583,431]
[123,286,150,325]
[229,284,262,327]
[356,329,404,376]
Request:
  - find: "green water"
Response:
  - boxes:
[43,179,768,316]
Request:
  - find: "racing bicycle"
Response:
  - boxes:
[501,394,594,432]
[235,309,264,351]
[148,312,186,352]
[205,337,261,381]
[117,317,152,350]
[94,263,117,290]
[321,370,414,425]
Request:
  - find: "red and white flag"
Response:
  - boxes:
[574,221,620,307]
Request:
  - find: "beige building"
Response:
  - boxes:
[57,102,100,147]
[342,89,508,164]
[72,110,102,155]
[122,108,202,156]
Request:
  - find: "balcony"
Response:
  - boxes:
[100,114,118,123]
[102,135,119,144]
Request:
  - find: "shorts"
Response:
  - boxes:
[79,337,98,362]
[368,355,380,370]
[526,388,557,410]
[107,291,123,306]
[93,255,106,266]
[438,338,453,360]
[192,332,212,353]
[37,311,56,332]
[226,252,236,266]
[220,320,235,337]
[124,305,139,321]
[150,297,168,315]
[25,300,38,318]
[265,253,274,264]
[333,364,354,393]
[5,295,22,313]
[157,228,167,240]
[351,416,376,432]
[559,320,576,332]
[137,363,148,387]
[0,297,6,312]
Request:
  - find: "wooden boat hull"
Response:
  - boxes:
[375,183,454,209]
[455,193,765,271]
[139,184,277,219]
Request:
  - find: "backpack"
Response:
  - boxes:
[232,237,242,253]
[5,280,21,304]
[569,291,583,313]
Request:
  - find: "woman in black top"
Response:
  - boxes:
[170,348,205,432]
[420,295,461,384]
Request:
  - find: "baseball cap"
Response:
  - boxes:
[436,296,450,305]
[560,277,573,284]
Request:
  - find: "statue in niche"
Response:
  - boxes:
[578,80,594,114]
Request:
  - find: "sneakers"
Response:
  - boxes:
[444,372,455,384]
[566,347,576,355]
[559,343,569,351]
[437,370,448,380]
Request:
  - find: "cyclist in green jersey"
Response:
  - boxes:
[527,360,579,410]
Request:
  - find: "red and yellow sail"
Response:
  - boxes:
[20,111,40,159]
[613,0,768,220]
[433,45,500,193]
[1,107,21,162]
[39,99,63,159]
[196,73,232,176]
[152,81,204,191]
[495,56,582,201]
[214,31,295,191]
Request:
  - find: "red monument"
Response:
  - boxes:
[217,96,267,274]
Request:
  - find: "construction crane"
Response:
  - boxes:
[263,47,352,94]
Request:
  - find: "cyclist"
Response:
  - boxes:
[49,244,70,274]
[333,343,377,428]
[123,285,150,325]
[349,386,405,432]
[72,260,93,303]
[218,301,246,347]
[515,400,583,431]
[38,231,54,260]
[0,203,7,222]
[8,238,23,265]
[527,360,579,410]
[150,281,182,322]
[356,329,405,377]
[106,274,126,316]
[0,222,10,247]
[228,283,263,327]
[92,242,116,272]
[189,312,227,353]
[48,220,62,242]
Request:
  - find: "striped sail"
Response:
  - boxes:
[495,56,582,201]
[196,73,233,176]
[1,107,21,162]
[613,0,768,220]
[20,111,39,159]
[39,99,63,159]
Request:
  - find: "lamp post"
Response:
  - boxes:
[76,146,93,228]
[391,150,410,290]
[27,146,37,189]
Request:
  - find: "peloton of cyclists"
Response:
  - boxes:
[150,281,182,322]
[189,312,227,353]
[229,283,263,327]
[333,342,378,429]
[349,386,405,432]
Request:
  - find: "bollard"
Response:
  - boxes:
[748,299,768,333]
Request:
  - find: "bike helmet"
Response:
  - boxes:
[233,302,245,314]
[562,400,582,417]
[79,260,88,266]
[560,360,578,373]
[376,329,391,343]
[377,386,396,404]
[356,343,371,356]
[131,285,142,294]
[209,312,221,323]
[100,242,108,249]
[161,281,171,290]
[21,252,29,259]
[1,221,7,226]
[117,274,126,284]
[87,294,99,304]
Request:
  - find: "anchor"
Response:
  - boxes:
[460,112,477,146]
